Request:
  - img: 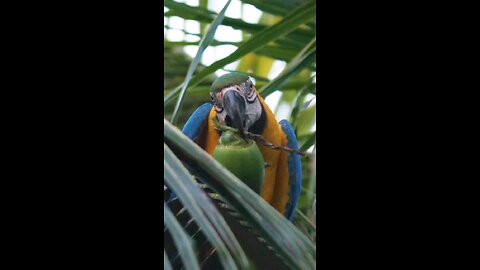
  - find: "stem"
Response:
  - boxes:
[213,119,308,156]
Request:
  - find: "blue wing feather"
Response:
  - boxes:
[166,103,212,204]
[181,103,213,140]
[279,120,302,221]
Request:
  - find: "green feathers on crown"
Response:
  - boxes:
[211,72,249,93]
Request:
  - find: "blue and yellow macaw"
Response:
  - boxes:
[182,72,302,221]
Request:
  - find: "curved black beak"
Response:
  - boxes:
[223,90,246,136]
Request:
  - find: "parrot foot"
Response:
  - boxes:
[264,162,272,168]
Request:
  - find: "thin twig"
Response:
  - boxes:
[213,119,308,156]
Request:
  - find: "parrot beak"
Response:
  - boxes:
[223,89,246,136]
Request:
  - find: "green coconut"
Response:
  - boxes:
[213,130,264,194]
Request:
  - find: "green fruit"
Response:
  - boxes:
[213,131,264,194]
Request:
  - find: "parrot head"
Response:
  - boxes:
[210,72,264,136]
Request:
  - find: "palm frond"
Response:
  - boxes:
[165,119,316,269]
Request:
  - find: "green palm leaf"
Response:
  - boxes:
[164,204,201,270]
[165,143,251,270]
[165,119,315,269]
[164,0,316,104]
[170,0,233,125]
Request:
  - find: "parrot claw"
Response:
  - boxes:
[264,162,272,168]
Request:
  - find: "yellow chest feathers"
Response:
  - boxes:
[202,104,291,214]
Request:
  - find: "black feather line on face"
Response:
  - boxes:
[246,87,256,102]
[246,95,257,104]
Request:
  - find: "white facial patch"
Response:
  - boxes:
[214,82,262,131]
[216,109,227,124]
[244,97,261,131]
